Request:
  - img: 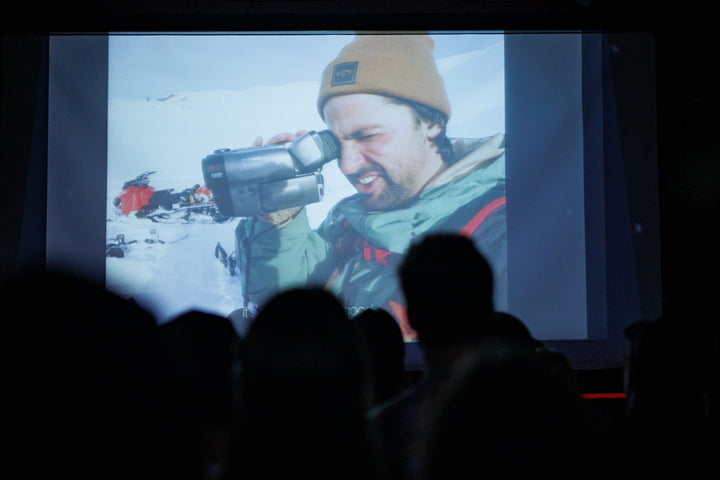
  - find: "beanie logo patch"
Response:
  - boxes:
[331,62,358,86]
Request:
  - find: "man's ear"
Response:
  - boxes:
[423,120,443,140]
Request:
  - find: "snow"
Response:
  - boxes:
[105,210,243,321]
[105,34,505,330]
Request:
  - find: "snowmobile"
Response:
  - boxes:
[112,171,229,223]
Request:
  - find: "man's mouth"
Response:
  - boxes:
[357,174,378,186]
[349,169,384,193]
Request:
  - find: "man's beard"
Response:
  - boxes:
[347,165,415,211]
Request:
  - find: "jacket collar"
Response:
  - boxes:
[424,133,505,190]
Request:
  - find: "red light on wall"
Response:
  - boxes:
[581,393,627,399]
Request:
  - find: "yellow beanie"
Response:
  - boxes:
[317,34,451,120]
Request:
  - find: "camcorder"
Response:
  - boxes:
[202,130,341,217]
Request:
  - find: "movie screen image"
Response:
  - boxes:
[104,33,507,340]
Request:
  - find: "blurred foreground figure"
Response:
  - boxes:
[425,347,601,480]
[2,269,197,480]
[369,233,496,480]
[619,315,719,478]
[158,310,243,480]
[225,288,376,480]
[351,307,413,410]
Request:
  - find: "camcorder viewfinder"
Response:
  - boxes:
[202,130,341,217]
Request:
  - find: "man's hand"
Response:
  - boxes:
[260,206,303,226]
[252,130,308,147]
[253,130,307,226]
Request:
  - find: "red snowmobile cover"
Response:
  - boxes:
[118,185,155,215]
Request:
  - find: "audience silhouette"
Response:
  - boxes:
[618,314,719,478]
[484,310,579,393]
[157,310,243,480]
[425,346,599,480]
[483,310,537,352]
[223,287,375,480]
[5,234,718,480]
[351,307,413,410]
[2,268,198,480]
[368,233,496,480]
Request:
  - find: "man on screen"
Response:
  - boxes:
[234,34,506,339]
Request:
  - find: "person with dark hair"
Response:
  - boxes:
[224,288,376,480]
[534,344,579,394]
[483,311,580,395]
[618,315,719,478]
[425,347,599,480]
[483,311,537,352]
[483,311,580,391]
[157,310,243,480]
[232,34,507,338]
[351,308,413,409]
[624,315,716,418]
[368,233,497,480]
[2,269,197,480]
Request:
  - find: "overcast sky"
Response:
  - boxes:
[108,32,504,101]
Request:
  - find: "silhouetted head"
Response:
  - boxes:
[158,310,242,428]
[351,308,412,406]
[624,315,716,417]
[400,233,494,351]
[240,287,364,410]
[353,308,406,369]
[484,311,536,352]
[426,347,591,480]
[2,268,196,480]
[230,288,373,479]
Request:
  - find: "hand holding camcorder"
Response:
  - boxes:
[202,130,340,217]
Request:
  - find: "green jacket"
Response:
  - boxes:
[235,134,507,329]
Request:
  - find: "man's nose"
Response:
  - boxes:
[339,141,368,176]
